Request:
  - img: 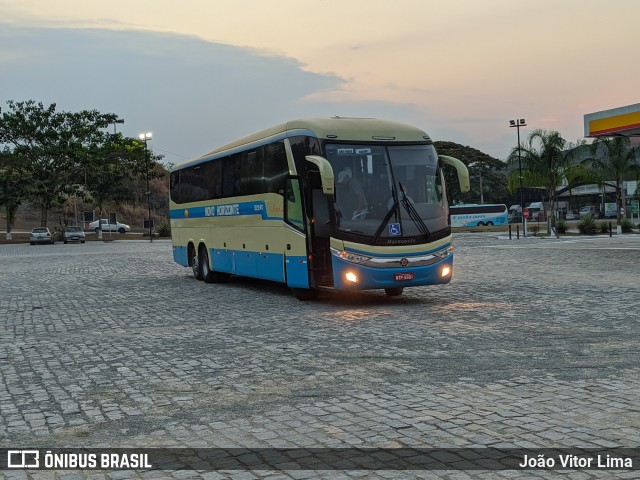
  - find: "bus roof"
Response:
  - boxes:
[181,117,431,163]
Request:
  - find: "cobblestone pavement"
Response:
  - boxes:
[1,234,639,479]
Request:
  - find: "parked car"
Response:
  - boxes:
[63,225,86,243]
[579,205,600,218]
[565,210,580,220]
[508,205,521,223]
[508,204,521,213]
[30,227,55,245]
[88,219,131,233]
[528,207,542,221]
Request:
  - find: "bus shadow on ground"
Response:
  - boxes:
[197,274,436,306]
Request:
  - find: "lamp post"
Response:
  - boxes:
[509,118,527,236]
[138,132,153,243]
[478,164,483,204]
[469,161,484,204]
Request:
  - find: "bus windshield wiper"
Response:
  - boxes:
[372,183,401,243]
[373,199,399,243]
[399,182,431,240]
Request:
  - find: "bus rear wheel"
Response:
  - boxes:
[291,288,319,301]
[191,248,202,280]
[385,287,404,297]
[199,246,228,283]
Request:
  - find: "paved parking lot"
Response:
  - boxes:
[1,234,639,479]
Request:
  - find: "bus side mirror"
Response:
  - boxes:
[439,155,470,193]
[305,155,335,195]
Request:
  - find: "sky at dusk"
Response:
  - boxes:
[1,0,638,164]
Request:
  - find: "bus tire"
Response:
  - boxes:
[486,221,494,226]
[291,288,319,301]
[385,287,404,297]
[477,221,484,227]
[199,246,227,283]
[191,246,202,280]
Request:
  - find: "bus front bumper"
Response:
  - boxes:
[331,254,454,291]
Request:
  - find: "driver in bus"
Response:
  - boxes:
[337,166,368,220]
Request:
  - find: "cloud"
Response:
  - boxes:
[0,24,348,162]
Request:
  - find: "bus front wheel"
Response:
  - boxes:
[291,288,319,301]
[385,287,404,297]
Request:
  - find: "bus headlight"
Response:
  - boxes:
[345,272,358,283]
[433,245,454,259]
[441,266,451,277]
[331,247,371,264]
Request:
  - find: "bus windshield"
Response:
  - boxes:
[325,144,448,239]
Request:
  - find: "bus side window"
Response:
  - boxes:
[170,170,180,203]
[264,141,289,195]
[221,156,236,198]
[284,177,305,233]
[288,135,321,187]
[241,148,264,195]
[207,161,222,199]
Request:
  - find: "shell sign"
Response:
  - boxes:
[584,103,640,137]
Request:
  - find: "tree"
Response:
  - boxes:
[81,134,149,216]
[435,141,508,204]
[0,151,32,239]
[507,129,570,226]
[583,137,640,232]
[0,100,121,226]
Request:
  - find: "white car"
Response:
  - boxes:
[579,206,600,219]
[565,210,579,221]
[88,219,131,233]
[30,227,55,245]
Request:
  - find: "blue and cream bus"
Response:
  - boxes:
[449,204,508,227]
[169,117,470,300]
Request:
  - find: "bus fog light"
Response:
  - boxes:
[441,266,451,277]
[345,272,358,283]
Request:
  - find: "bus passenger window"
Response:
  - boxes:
[264,141,289,194]
[285,178,305,233]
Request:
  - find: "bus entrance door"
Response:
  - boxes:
[309,188,334,287]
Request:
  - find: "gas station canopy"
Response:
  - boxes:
[584,103,640,138]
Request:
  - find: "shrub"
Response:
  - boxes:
[599,221,610,234]
[530,225,539,236]
[157,222,171,237]
[555,219,567,235]
[621,218,635,233]
[578,215,597,235]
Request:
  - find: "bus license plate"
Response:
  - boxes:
[394,272,415,282]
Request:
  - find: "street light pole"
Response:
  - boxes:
[478,164,484,204]
[509,119,527,236]
[138,132,153,243]
[469,161,484,204]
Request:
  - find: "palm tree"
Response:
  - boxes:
[561,161,598,213]
[583,137,640,232]
[507,129,568,227]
